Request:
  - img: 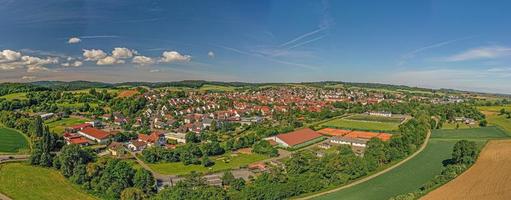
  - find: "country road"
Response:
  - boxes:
[295,130,432,200]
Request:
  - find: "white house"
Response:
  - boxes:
[330,136,367,147]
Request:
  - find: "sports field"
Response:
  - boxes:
[320,118,399,131]
[46,117,89,135]
[0,163,97,200]
[148,153,268,175]
[0,127,29,153]
[313,127,510,200]
[344,114,403,123]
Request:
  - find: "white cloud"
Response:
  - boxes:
[0,49,22,62]
[83,49,107,61]
[21,75,37,80]
[208,51,215,58]
[112,47,136,59]
[159,51,191,63]
[132,56,154,65]
[443,46,511,62]
[26,65,49,73]
[20,56,58,73]
[61,61,83,67]
[68,37,81,44]
[149,69,160,73]
[97,56,125,65]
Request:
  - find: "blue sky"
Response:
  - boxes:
[0,0,511,94]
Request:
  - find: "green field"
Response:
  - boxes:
[46,117,89,135]
[320,118,400,131]
[313,127,510,200]
[345,114,403,123]
[0,127,29,153]
[0,92,27,100]
[477,105,511,135]
[0,163,97,200]
[477,105,511,113]
[199,84,238,91]
[148,153,268,175]
[441,122,476,130]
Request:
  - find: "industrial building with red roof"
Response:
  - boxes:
[266,128,323,148]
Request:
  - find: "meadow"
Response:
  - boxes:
[0,163,97,200]
[0,92,27,100]
[319,118,400,131]
[441,122,475,129]
[148,153,268,175]
[431,127,509,140]
[0,127,29,153]
[46,117,89,135]
[344,114,403,123]
[477,105,511,135]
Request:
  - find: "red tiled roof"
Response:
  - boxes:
[69,137,89,145]
[69,123,92,130]
[276,128,323,147]
[80,127,110,140]
[138,132,163,143]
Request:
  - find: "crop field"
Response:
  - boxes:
[0,92,27,100]
[423,140,511,200]
[0,163,97,200]
[313,127,510,200]
[0,127,29,153]
[148,153,268,175]
[344,114,403,123]
[46,117,89,135]
[199,84,238,91]
[319,118,400,131]
[441,122,475,129]
[477,105,511,135]
[117,89,139,98]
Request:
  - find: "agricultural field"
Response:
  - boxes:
[199,84,238,92]
[0,92,27,100]
[477,105,511,135]
[0,163,97,200]
[117,89,139,98]
[46,117,89,135]
[423,140,511,200]
[344,114,404,123]
[313,127,510,200]
[148,153,268,175]
[319,118,400,131]
[441,122,475,129]
[0,127,29,153]
[56,102,99,108]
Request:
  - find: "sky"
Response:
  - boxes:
[1,0,511,94]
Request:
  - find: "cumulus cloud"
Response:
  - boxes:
[0,49,22,62]
[83,49,107,61]
[159,51,191,63]
[443,46,511,62]
[97,56,125,65]
[61,61,83,67]
[112,47,136,59]
[208,51,215,58]
[0,51,59,72]
[21,75,37,80]
[132,56,154,65]
[68,37,81,44]
[149,69,160,73]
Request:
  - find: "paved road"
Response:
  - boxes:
[295,130,432,200]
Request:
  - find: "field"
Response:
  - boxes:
[441,122,475,129]
[313,127,509,200]
[199,84,238,92]
[0,163,97,200]
[423,140,511,200]
[46,117,89,135]
[319,118,400,131]
[148,153,268,175]
[477,105,511,135]
[117,89,139,98]
[0,92,27,100]
[344,114,403,123]
[0,127,29,153]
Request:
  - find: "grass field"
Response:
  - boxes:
[0,163,97,200]
[46,117,89,135]
[199,84,238,92]
[148,153,268,175]
[313,127,510,200]
[0,127,29,153]
[441,122,475,129]
[56,102,100,108]
[477,105,511,135]
[477,105,511,113]
[0,92,27,100]
[344,114,403,123]
[319,118,400,131]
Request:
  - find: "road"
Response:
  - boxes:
[295,129,432,200]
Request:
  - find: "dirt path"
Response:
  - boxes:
[422,140,511,200]
[295,130,432,200]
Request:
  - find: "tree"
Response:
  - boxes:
[185,132,199,143]
[452,140,478,165]
[58,144,94,177]
[500,108,507,115]
[121,187,147,200]
[479,119,488,127]
[202,156,215,167]
[364,138,388,166]
[221,171,235,186]
[33,116,44,137]
[133,169,156,194]
[252,140,278,157]
[30,126,56,167]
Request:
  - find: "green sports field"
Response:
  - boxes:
[344,114,403,123]
[46,117,89,135]
[319,118,400,131]
[0,127,29,153]
[313,127,510,200]
[0,163,97,200]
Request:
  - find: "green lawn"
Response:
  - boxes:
[320,118,400,131]
[344,114,403,123]
[441,122,476,130]
[56,102,100,108]
[0,127,29,153]
[46,117,89,135]
[0,163,97,200]
[148,153,268,175]
[0,92,27,100]
[313,127,510,200]
[486,114,511,135]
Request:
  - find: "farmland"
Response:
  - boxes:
[46,117,89,135]
[319,118,400,131]
[344,114,404,123]
[0,92,27,100]
[423,140,511,200]
[477,105,511,134]
[148,153,268,175]
[313,127,510,200]
[0,127,29,153]
[0,163,97,200]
